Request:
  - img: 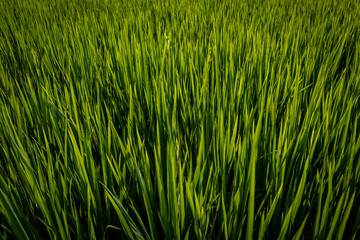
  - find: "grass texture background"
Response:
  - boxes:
[0,0,360,239]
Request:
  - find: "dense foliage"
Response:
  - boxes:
[1,0,360,239]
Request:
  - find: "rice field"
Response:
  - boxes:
[0,0,360,239]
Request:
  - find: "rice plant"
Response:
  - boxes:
[0,0,360,239]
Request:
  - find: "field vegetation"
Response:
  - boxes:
[0,0,360,239]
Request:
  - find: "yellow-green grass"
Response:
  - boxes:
[0,0,360,239]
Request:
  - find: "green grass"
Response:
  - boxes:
[0,0,360,239]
